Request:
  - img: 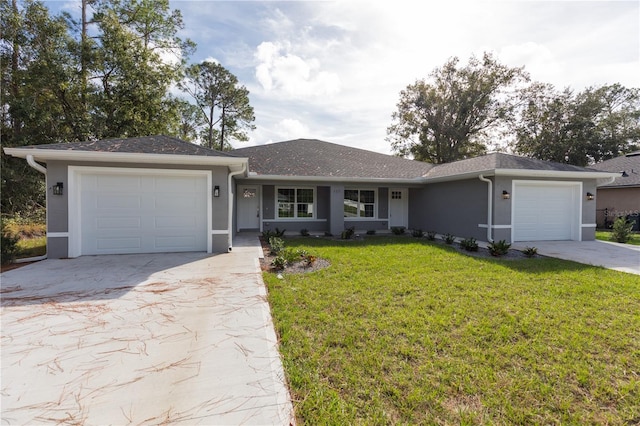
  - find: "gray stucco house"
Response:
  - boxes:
[4,136,620,259]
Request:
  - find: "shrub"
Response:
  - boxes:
[262,229,275,240]
[460,237,479,252]
[488,240,511,256]
[523,246,538,257]
[304,254,317,267]
[280,248,301,265]
[271,256,287,271]
[442,233,455,244]
[1,219,20,265]
[391,227,405,235]
[411,229,424,238]
[300,228,310,236]
[268,236,285,255]
[611,217,634,243]
[426,231,436,241]
[324,231,333,237]
[341,227,355,240]
[366,229,376,235]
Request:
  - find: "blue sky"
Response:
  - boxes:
[51,1,639,153]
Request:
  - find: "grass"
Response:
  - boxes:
[3,219,46,260]
[596,230,640,246]
[15,236,47,257]
[264,237,640,425]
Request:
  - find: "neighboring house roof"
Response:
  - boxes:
[231,139,434,181]
[589,151,640,188]
[3,135,247,169]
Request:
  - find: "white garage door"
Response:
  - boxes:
[512,182,579,242]
[78,170,208,255]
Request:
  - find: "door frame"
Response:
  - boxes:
[388,188,409,229]
[237,184,262,231]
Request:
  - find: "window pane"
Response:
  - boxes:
[297,188,314,203]
[360,190,375,203]
[277,188,295,203]
[297,203,313,218]
[278,203,294,218]
[344,190,359,217]
[362,204,374,217]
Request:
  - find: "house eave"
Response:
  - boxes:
[242,173,426,185]
[494,169,620,180]
[3,147,248,171]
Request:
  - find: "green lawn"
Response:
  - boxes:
[596,230,640,246]
[264,237,640,425]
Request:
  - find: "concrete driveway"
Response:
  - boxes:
[512,240,640,275]
[1,239,295,425]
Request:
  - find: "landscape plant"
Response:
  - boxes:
[411,229,424,238]
[611,217,634,243]
[442,233,456,244]
[523,246,538,257]
[459,237,479,251]
[488,239,511,256]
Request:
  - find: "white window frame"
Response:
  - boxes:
[275,186,316,220]
[344,188,378,220]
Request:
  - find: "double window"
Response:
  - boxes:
[277,187,314,219]
[344,189,376,218]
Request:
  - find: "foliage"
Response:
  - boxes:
[387,52,528,164]
[488,239,511,256]
[1,219,20,265]
[523,246,538,257]
[596,230,640,246]
[459,237,479,251]
[341,227,355,240]
[268,236,285,255]
[271,255,287,271]
[178,60,255,150]
[610,217,634,243]
[265,238,639,424]
[511,83,640,166]
[391,226,405,235]
[426,230,437,240]
[262,228,286,241]
[411,229,424,238]
[300,228,310,237]
[442,233,456,244]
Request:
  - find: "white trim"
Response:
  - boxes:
[496,169,619,179]
[211,230,229,235]
[264,219,327,223]
[511,180,582,242]
[275,186,316,220]
[478,224,511,229]
[5,147,248,169]
[247,174,426,185]
[47,232,69,238]
[581,223,597,228]
[68,166,212,257]
[344,188,378,220]
[388,188,409,228]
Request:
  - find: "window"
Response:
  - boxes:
[277,187,314,219]
[391,190,402,200]
[344,189,376,218]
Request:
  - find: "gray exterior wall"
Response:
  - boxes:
[44,160,231,258]
[409,179,488,241]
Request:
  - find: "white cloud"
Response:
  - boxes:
[254,41,341,98]
[274,118,310,140]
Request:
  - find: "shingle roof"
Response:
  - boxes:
[231,139,434,180]
[426,152,596,179]
[17,135,236,157]
[590,151,640,187]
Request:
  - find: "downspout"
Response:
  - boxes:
[478,174,493,243]
[227,163,247,251]
[19,155,48,262]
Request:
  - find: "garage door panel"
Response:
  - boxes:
[79,171,208,255]
[513,182,578,242]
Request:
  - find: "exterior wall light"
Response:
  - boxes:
[53,182,64,196]
[586,192,594,201]
[213,185,220,198]
[502,190,510,200]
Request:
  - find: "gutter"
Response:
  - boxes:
[227,163,247,251]
[478,174,493,242]
[22,155,48,262]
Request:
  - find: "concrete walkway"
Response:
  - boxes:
[512,240,640,275]
[1,236,294,425]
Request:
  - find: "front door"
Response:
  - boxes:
[389,188,408,228]
[237,185,260,231]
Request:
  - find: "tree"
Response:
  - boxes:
[178,61,255,150]
[387,52,528,164]
[512,83,640,166]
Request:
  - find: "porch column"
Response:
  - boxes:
[328,184,345,236]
